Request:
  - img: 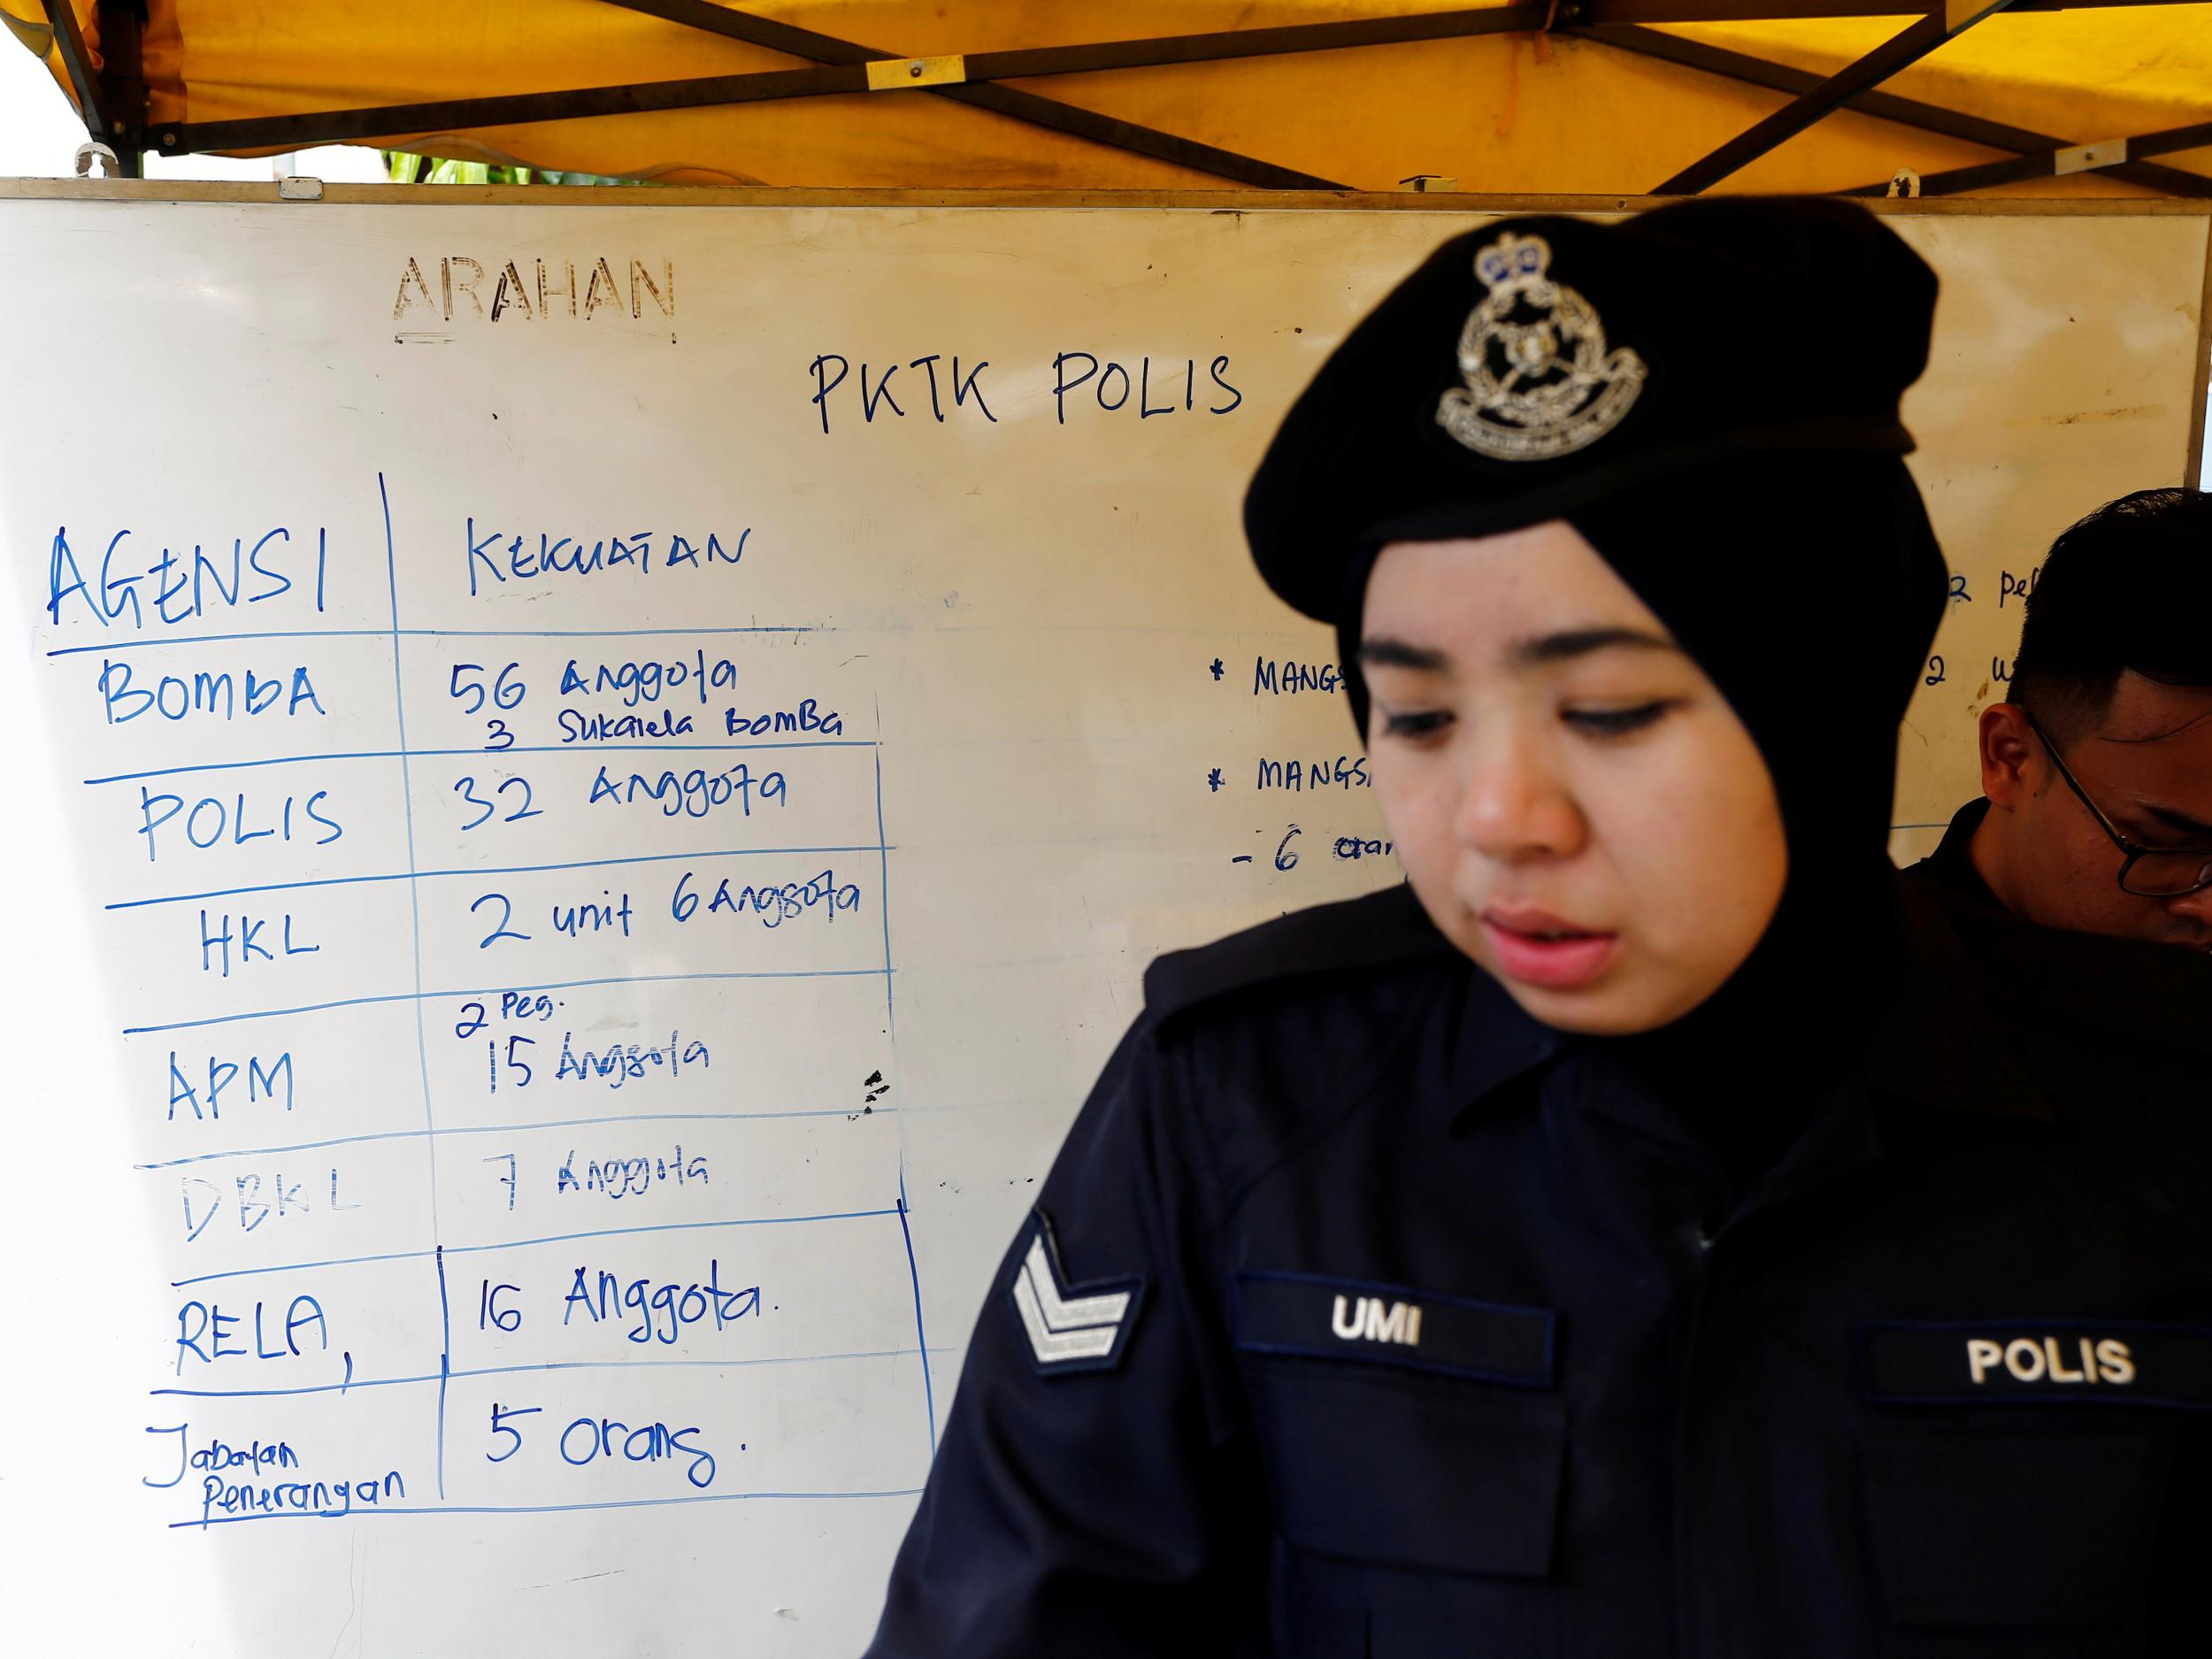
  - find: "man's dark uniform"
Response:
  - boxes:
[866,203,2212,1657]
[1909,796,2008,915]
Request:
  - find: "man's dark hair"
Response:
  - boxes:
[2008,487,2212,741]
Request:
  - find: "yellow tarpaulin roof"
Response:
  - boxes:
[6,1,2208,196]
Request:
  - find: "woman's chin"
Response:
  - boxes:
[1479,951,1707,1037]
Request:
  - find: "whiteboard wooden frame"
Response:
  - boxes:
[4,179,2212,214]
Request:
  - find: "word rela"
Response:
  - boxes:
[174,1294,330,1370]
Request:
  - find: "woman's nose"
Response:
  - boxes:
[1453,742,1586,864]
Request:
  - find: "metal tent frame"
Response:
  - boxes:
[36,0,2212,196]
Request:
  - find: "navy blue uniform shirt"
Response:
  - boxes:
[1907,797,2008,918]
[868,879,2212,1656]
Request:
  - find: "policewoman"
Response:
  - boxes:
[864,199,2212,1656]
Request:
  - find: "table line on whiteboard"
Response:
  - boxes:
[152,1346,931,1399]
[105,841,892,911]
[133,1106,897,1171]
[46,624,821,658]
[380,466,451,1501]
[170,1487,929,1529]
[157,1370,439,1400]
[873,744,895,1047]
[435,1262,453,1498]
[896,1171,935,1462]
[121,966,888,1035]
[875,726,936,1460]
[169,1203,905,1286]
[82,740,879,787]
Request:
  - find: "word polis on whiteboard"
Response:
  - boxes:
[809,349,1244,433]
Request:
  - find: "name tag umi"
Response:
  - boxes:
[1238,1274,1554,1382]
[1333,1294,1424,1348]
[1968,1335,2135,1386]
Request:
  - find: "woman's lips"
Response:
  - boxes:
[1479,909,1620,990]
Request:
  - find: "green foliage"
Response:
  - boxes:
[380,151,640,187]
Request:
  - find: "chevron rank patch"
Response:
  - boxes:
[1009,1210,1146,1375]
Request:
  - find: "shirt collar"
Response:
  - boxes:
[1441,964,1564,1132]
[1929,882,2212,1056]
[1912,796,2212,1051]
[1913,796,2008,917]
[1861,878,2056,1123]
[1439,873,2058,1133]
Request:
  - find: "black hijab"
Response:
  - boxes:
[1563,455,1946,1186]
[1333,452,1948,1185]
[1245,200,1952,1187]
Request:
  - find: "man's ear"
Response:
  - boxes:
[1978,703,2038,811]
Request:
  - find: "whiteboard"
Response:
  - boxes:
[1,188,2205,1658]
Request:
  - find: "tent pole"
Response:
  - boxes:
[1837,119,2212,195]
[94,1,145,177]
[1582,0,2195,18]
[593,0,1351,187]
[40,0,145,174]
[1652,0,2017,192]
[149,65,1342,189]
[124,0,2202,195]
[604,0,1548,76]
[150,54,1344,189]
[1575,22,2212,196]
[156,69,881,154]
[2186,226,2211,490]
[40,2,116,151]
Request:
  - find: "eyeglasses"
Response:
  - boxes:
[2024,712,2212,899]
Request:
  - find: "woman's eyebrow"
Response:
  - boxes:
[1510,626,1679,666]
[1358,635,1452,672]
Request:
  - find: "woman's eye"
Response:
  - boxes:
[1379,710,1452,740]
[1563,702,1673,736]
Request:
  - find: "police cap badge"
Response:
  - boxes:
[1242,196,1939,627]
[1437,231,1647,461]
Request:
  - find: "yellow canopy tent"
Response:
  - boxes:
[4,1,2207,196]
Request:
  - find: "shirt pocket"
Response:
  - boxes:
[1856,1320,2208,1635]
[1233,1271,1564,1579]
[1859,1428,2173,1632]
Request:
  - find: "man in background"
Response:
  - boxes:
[1909,487,2212,952]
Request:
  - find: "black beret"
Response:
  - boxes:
[1243,197,1939,623]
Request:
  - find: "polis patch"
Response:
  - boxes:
[1233,1270,1555,1386]
[1863,1320,2212,1411]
